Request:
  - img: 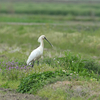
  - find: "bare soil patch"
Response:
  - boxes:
[0,88,42,100]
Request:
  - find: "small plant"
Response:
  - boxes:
[83,60,100,74]
[17,70,70,94]
[0,60,31,81]
[42,51,100,80]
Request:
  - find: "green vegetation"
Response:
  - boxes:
[0,24,100,57]
[0,24,100,98]
[37,80,100,100]
[1,14,100,23]
[0,1,100,99]
[0,2,100,23]
[17,70,70,94]
[0,23,100,99]
[0,3,100,16]
[17,52,100,94]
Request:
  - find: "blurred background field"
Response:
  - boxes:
[0,0,100,100]
[0,0,100,23]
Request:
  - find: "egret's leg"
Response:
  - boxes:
[32,61,35,68]
[37,61,39,66]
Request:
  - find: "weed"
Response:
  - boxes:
[42,51,100,80]
[17,70,70,94]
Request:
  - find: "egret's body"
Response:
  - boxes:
[27,35,52,67]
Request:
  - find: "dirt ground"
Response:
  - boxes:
[0,88,42,100]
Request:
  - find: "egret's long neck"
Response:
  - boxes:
[40,40,44,49]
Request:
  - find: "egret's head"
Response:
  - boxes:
[38,35,45,43]
[38,35,53,47]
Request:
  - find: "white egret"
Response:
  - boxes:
[27,35,53,67]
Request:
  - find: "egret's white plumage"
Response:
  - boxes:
[27,35,52,67]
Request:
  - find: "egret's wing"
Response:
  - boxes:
[27,49,37,65]
[27,48,41,65]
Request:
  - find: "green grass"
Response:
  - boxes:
[37,80,100,100]
[1,2,100,16]
[0,23,100,99]
[0,2,100,24]
[0,24,100,58]
[0,14,100,23]
[1,2,100,98]
[0,2,100,16]
[0,80,20,89]
[16,51,100,95]
[38,87,67,100]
